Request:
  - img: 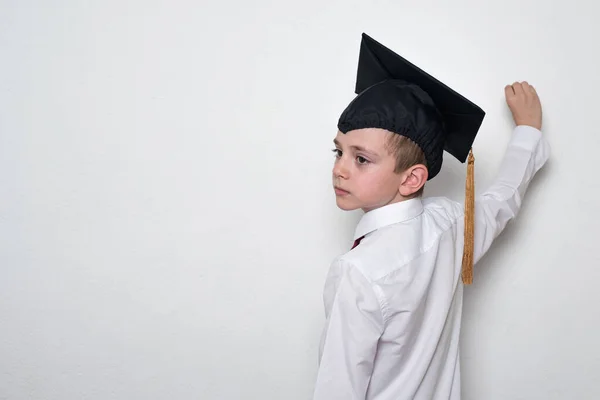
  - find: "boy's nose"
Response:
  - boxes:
[333,160,349,179]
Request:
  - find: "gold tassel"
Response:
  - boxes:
[461,149,475,285]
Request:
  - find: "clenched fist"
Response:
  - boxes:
[505,81,542,131]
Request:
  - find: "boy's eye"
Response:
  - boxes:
[332,149,342,158]
[356,156,369,164]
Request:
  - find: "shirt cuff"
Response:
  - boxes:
[510,125,543,151]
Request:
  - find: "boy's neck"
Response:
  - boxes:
[361,194,421,214]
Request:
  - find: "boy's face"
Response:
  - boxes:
[332,128,405,212]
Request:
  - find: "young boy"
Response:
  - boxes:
[313,33,550,400]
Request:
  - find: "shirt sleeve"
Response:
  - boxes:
[472,125,550,264]
[313,259,385,400]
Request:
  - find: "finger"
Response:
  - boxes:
[505,84,515,97]
[530,84,537,96]
[521,81,536,100]
[512,82,524,95]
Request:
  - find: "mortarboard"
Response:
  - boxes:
[337,33,485,284]
[338,32,485,179]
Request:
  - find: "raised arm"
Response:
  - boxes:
[472,81,550,265]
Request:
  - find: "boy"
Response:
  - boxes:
[313,33,549,400]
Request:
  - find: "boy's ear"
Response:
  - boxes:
[399,164,428,197]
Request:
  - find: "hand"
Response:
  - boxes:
[505,81,542,130]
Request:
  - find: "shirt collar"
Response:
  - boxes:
[354,198,424,240]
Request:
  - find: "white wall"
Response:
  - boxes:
[1,0,598,399]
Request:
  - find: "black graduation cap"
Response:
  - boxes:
[337,33,486,180]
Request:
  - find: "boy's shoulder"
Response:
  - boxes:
[421,195,465,230]
[422,195,464,218]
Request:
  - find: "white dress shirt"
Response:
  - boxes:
[314,126,550,400]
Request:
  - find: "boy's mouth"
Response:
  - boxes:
[334,186,350,196]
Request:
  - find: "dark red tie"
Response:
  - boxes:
[351,236,364,249]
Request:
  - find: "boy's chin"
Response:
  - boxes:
[335,198,362,211]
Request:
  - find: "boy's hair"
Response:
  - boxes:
[385,133,428,198]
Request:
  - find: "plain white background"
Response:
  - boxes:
[1,0,598,399]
